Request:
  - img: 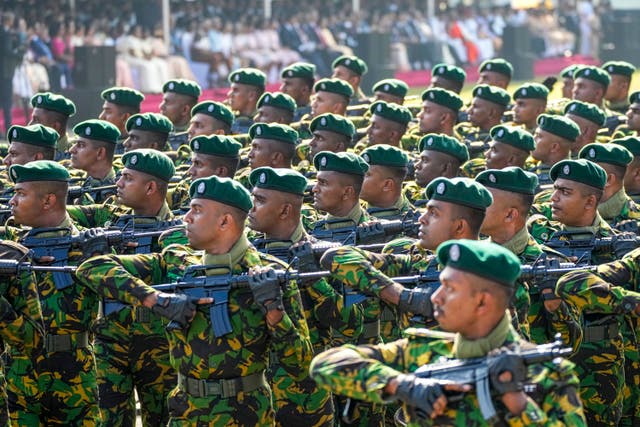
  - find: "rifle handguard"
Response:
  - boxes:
[398,288,434,318]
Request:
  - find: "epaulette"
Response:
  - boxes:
[403,327,455,341]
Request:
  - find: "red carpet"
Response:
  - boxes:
[4,55,600,130]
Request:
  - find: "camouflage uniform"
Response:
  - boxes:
[2,217,100,425]
[310,324,586,426]
[597,188,640,228]
[67,199,173,229]
[230,114,255,134]
[70,168,118,205]
[453,123,491,160]
[75,235,312,426]
[460,157,487,179]
[366,194,416,222]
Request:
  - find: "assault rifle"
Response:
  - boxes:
[310,217,419,245]
[412,335,571,422]
[519,258,596,298]
[67,184,117,203]
[0,259,77,275]
[109,216,184,254]
[543,230,640,264]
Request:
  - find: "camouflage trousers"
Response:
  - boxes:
[333,395,385,427]
[0,365,7,427]
[94,333,175,427]
[167,385,274,426]
[620,321,640,427]
[5,348,98,426]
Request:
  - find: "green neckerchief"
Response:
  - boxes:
[499,226,530,257]
[326,202,364,228]
[201,234,250,274]
[598,188,627,221]
[453,311,512,359]
[564,212,606,235]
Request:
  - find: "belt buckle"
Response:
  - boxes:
[221,378,236,398]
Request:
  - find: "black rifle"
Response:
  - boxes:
[0,259,77,275]
[67,184,117,202]
[412,335,571,422]
[519,259,596,298]
[544,230,640,264]
[310,217,419,245]
[152,266,330,337]
[109,216,184,254]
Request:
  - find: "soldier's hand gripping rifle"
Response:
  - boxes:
[310,216,420,245]
[543,230,640,264]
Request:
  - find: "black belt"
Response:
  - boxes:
[178,371,267,398]
[45,331,89,353]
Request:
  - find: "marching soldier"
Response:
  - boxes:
[477,57,513,89]
[529,114,580,187]
[613,136,640,202]
[186,101,234,140]
[602,60,635,114]
[331,55,368,105]
[354,101,412,152]
[3,124,58,168]
[280,62,315,122]
[428,63,466,94]
[295,113,355,175]
[227,67,266,134]
[254,92,297,125]
[99,87,145,154]
[511,82,549,133]
[563,100,606,157]
[28,92,76,160]
[122,113,173,153]
[371,78,409,105]
[160,79,201,150]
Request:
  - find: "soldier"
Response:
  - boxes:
[477,58,513,89]
[560,64,579,100]
[455,84,511,159]
[406,134,469,204]
[572,65,621,135]
[613,136,640,202]
[428,63,466,94]
[280,62,315,122]
[67,149,175,229]
[160,79,202,150]
[371,78,409,105]
[310,239,586,426]
[186,101,234,140]
[331,55,368,105]
[3,124,58,168]
[563,100,606,157]
[529,114,580,187]
[511,82,549,133]
[28,92,76,160]
[355,101,412,152]
[413,87,463,147]
[461,125,534,179]
[3,160,99,425]
[75,175,312,426]
[602,61,635,114]
[122,113,173,153]
[254,92,297,125]
[310,78,353,120]
[360,145,414,221]
[227,68,266,134]
[621,91,640,137]
[99,87,145,154]
[68,119,121,204]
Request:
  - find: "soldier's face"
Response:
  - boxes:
[550,178,593,226]
[561,78,574,99]
[480,188,509,237]
[123,130,156,153]
[28,107,55,128]
[188,153,217,180]
[116,168,151,209]
[468,98,492,128]
[431,266,479,333]
[477,71,507,89]
[605,75,628,101]
[414,150,448,187]
[280,77,307,103]
[417,200,459,250]
[484,141,512,170]
[626,103,640,131]
[254,106,282,124]
[248,187,285,233]
[418,101,446,134]
[310,92,340,118]
[366,115,396,146]
[513,98,544,126]
[430,76,459,93]
[3,142,36,167]
[247,138,274,170]
[187,114,218,140]
[9,182,47,227]
[312,171,348,214]
[159,92,187,125]
[531,128,553,163]
[69,137,100,171]
[572,78,602,104]
[373,91,403,105]
[360,165,387,205]
[99,102,128,133]
[310,130,344,159]
[226,83,253,112]
[184,198,225,250]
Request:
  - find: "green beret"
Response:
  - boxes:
[9,160,70,184]
[249,167,308,196]
[602,61,636,77]
[126,113,174,134]
[72,119,120,144]
[437,239,521,287]
[30,92,76,117]
[490,125,534,152]
[249,123,298,145]
[191,101,234,126]
[313,151,369,176]
[564,100,606,126]
[314,78,354,99]
[7,124,59,147]
[536,114,580,142]
[629,91,640,105]
[476,167,539,195]
[189,175,252,212]
[228,68,267,90]
[162,79,202,99]
[479,58,513,78]
[122,149,175,182]
[281,62,316,80]
[612,136,640,157]
[560,64,579,79]
[361,144,409,168]
[513,83,549,100]
[550,159,607,190]
[573,65,611,88]
[369,101,412,125]
[579,142,633,167]
[431,63,466,84]
[257,92,296,113]
[418,134,469,163]
[101,87,144,108]
[190,135,241,158]
[309,113,355,138]
[421,87,464,112]
[372,78,409,99]
[472,84,511,107]
[425,177,493,211]
[332,55,368,76]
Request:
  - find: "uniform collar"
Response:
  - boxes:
[499,226,530,256]
[598,188,627,221]
[201,234,250,272]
